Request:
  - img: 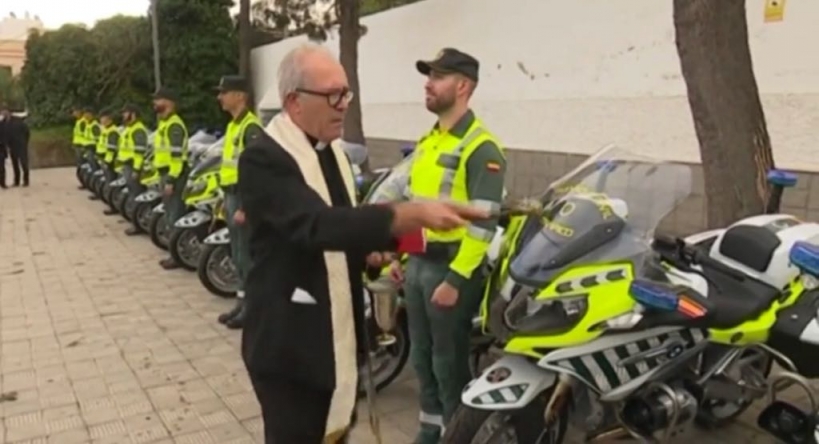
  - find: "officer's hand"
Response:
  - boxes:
[431,282,459,308]
[163,183,173,196]
[234,209,246,225]
[388,260,404,284]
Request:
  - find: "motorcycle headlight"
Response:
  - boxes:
[503,294,588,334]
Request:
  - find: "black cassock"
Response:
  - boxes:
[238,113,395,443]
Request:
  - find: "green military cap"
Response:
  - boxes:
[416,47,480,82]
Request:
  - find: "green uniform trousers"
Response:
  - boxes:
[404,255,483,444]
[225,191,250,293]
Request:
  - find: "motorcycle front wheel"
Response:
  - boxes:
[115,191,130,220]
[197,243,239,298]
[169,225,209,271]
[133,202,154,233]
[443,390,566,444]
[149,212,170,250]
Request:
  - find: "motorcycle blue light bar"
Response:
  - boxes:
[767,169,798,188]
[789,241,819,277]
[628,280,678,312]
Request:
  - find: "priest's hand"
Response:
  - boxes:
[366,252,393,268]
[390,201,489,235]
[431,281,459,308]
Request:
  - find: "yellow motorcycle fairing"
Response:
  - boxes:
[480,214,527,333]
[183,171,221,206]
[708,275,804,345]
[503,262,637,358]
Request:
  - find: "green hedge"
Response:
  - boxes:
[29,125,75,169]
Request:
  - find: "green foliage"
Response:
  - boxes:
[19,0,238,130]
[29,125,75,169]
[251,0,424,38]
[0,68,25,110]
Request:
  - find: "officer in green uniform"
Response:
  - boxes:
[85,108,104,200]
[212,75,263,330]
[398,48,507,444]
[152,87,190,270]
[72,106,90,189]
[119,104,150,234]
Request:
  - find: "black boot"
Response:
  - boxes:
[103,208,118,215]
[88,195,100,200]
[159,257,180,270]
[218,298,244,324]
[225,302,247,330]
[124,226,142,236]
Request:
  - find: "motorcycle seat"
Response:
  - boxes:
[636,266,781,330]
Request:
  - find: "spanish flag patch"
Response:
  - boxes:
[486,161,501,172]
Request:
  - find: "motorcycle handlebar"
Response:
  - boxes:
[652,234,746,281]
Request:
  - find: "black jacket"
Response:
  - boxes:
[1,116,30,150]
[237,130,396,390]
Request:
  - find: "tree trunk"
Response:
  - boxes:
[673,0,775,228]
[338,0,370,172]
[239,0,255,109]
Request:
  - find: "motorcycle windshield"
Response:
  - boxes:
[362,152,416,204]
[189,137,225,177]
[508,145,692,286]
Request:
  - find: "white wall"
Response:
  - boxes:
[251,0,819,170]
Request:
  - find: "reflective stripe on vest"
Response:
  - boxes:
[118,121,147,164]
[219,112,260,186]
[72,119,86,145]
[153,115,187,174]
[97,125,116,156]
[408,120,502,243]
[86,121,101,147]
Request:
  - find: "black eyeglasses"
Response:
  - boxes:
[296,87,354,108]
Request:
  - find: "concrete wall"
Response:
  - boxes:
[365,138,819,236]
[249,0,819,234]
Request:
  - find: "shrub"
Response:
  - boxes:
[29,125,75,169]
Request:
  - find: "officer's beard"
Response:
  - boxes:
[153,105,166,115]
[425,91,456,114]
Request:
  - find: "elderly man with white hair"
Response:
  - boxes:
[236,43,488,443]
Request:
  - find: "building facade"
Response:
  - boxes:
[0,14,44,76]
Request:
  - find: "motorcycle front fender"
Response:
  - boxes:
[152,203,165,214]
[460,355,557,411]
[175,210,212,228]
[203,227,230,245]
[135,190,161,203]
[110,177,127,187]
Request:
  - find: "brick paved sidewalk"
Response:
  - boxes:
[0,168,786,443]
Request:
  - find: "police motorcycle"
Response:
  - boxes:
[168,137,226,271]
[443,145,819,444]
[144,131,219,250]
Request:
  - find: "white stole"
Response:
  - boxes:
[265,112,359,440]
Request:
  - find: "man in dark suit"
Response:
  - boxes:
[238,43,487,444]
[0,104,7,189]
[0,104,30,187]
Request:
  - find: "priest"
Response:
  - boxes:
[238,43,488,443]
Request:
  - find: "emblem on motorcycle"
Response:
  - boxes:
[486,367,511,384]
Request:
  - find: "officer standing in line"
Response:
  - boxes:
[213,75,263,330]
[152,87,190,270]
[392,48,507,444]
[118,104,150,234]
[86,108,104,200]
[96,107,119,197]
[72,105,90,189]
